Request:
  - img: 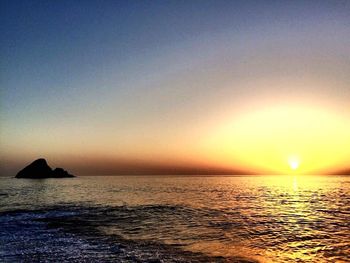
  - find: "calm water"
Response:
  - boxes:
[0,176,349,262]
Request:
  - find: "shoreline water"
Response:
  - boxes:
[1,176,349,262]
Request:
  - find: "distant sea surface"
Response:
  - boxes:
[0,175,349,262]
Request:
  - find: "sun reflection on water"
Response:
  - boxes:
[0,176,349,262]
[256,175,348,262]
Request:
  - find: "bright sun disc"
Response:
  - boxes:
[288,156,300,170]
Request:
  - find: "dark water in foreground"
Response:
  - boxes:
[0,176,349,262]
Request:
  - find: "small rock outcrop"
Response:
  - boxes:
[16,158,75,178]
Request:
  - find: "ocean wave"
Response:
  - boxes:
[0,205,259,263]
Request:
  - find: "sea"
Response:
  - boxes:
[0,175,349,262]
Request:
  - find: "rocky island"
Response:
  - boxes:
[16,158,75,178]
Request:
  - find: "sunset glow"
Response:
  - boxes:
[201,102,350,174]
[1,2,350,262]
[1,1,350,176]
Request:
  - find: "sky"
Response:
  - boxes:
[1,0,350,175]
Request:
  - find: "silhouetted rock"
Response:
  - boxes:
[52,167,74,178]
[15,158,75,178]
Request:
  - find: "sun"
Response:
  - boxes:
[288,156,300,170]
